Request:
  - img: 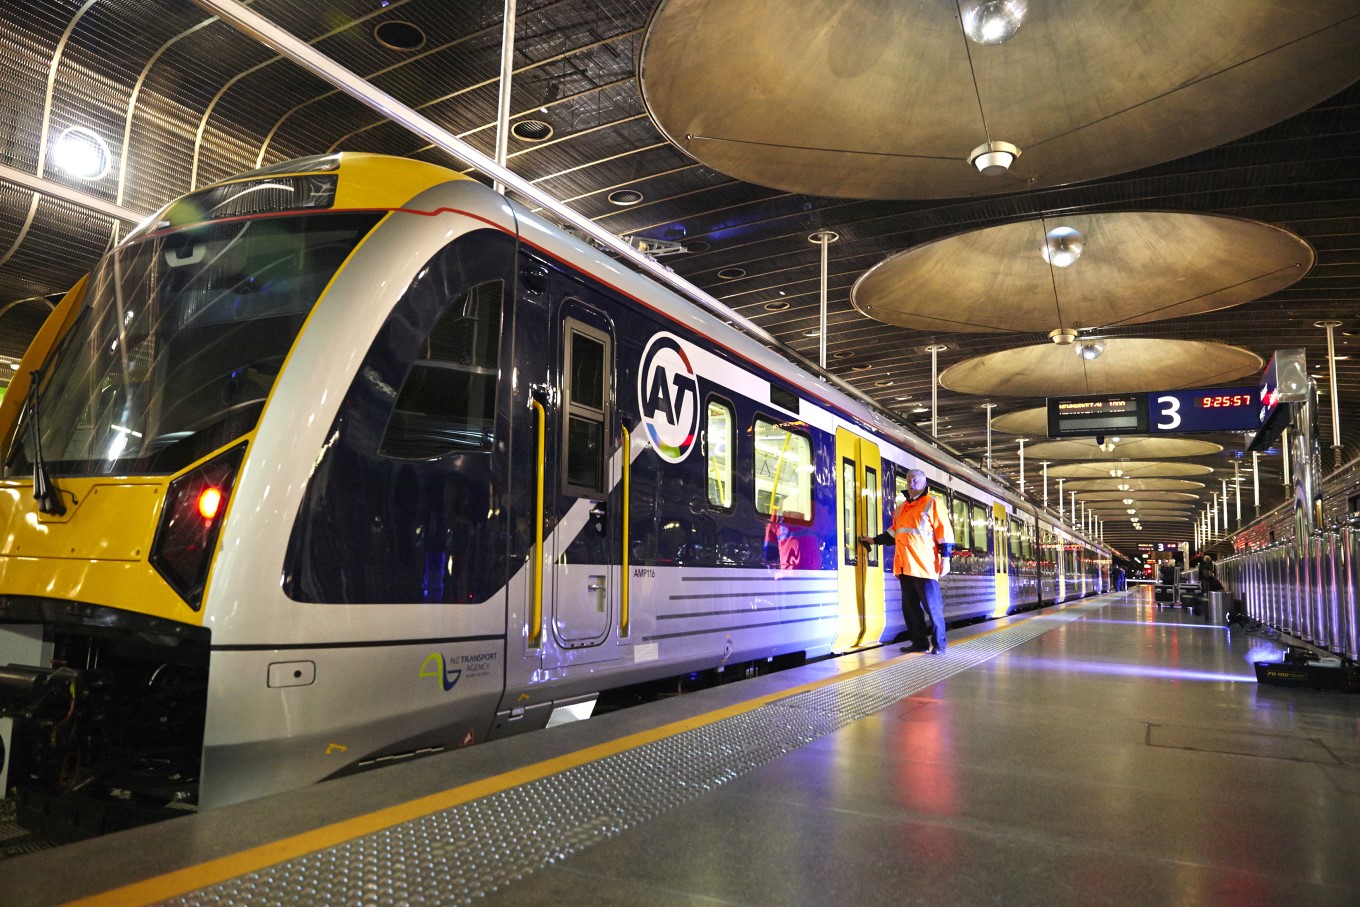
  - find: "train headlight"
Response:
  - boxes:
[150,444,246,610]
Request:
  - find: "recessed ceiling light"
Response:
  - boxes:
[52,126,111,181]
[608,189,644,206]
[763,300,791,312]
[961,0,1028,45]
[511,119,554,142]
[373,20,427,52]
[717,267,746,280]
[1042,226,1084,268]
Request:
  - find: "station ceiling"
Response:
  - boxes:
[1,0,1358,554]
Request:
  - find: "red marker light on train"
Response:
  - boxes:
[151,444,246,610]
[198,487,223,520]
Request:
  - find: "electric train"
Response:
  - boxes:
[0,153,1109,840]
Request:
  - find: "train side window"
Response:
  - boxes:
[841,459,858,566]
[705,396,734,510]
[1009,518,1022,558]
[753,417,813,522]
[380,280,503,458]
[951,495,971,551]
[970,503,989,554]
[562,320,610,497]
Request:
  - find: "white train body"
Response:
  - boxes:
[0,155,1108,837]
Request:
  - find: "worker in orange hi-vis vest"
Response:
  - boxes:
[860,468,955,654]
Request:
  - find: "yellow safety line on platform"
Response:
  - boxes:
[65,599,1093,907]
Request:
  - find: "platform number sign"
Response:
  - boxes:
[1154,394,1181,430]
[639,332,700,463]
[1149,386,1258,434]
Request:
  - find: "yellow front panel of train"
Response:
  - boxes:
[0,478,195,624]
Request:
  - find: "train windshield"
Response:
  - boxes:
[9,211,382,476]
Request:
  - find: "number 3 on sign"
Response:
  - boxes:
[1155,395,1181,430]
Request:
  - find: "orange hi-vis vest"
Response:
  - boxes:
[889,492,954,579]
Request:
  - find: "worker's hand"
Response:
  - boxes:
[858,536,873,548]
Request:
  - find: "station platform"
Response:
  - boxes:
[3,588,1358,906]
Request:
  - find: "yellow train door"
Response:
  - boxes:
[833,428,886,651]
[992,502,1011,617]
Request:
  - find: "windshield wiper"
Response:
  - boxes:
[25,368,66,516]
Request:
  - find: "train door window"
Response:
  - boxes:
[1009,518,1022,559]
[970,503,989,554]
[705,397,734,510]
[951,495,971,551]
[380,280,504,458]
[841,459,857,566]
[753,417,813,522]
[1021,528,1033,563]
[864,466,880,567]
[562,319,610,497]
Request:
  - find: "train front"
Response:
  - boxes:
[0,153,471,839]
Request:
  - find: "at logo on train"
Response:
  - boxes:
[639,332,700,463]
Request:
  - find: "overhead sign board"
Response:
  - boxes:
[1047,386,1261,438]
[1247,348,1308,451]
[1046,394,1147,438]
[1148,386,1258,434]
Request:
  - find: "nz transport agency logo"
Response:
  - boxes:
[419,653,461,691]
[639,332,700,463]
[420,650,497,692]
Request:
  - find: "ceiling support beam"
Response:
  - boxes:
[0,161,145,224]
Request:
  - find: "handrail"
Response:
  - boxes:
[529,398,546,648]
[620,425,631,637]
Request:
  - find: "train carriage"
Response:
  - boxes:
[0,154,1109,839]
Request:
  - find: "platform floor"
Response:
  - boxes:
[3,588,1359,906]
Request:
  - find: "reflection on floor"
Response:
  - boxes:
[3,588,1358,906]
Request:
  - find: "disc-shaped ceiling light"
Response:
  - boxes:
[852,213,1312,333]
[1109,509,1196,522]
[1064,478,1206,492]
[939,339,1260,397]
[638,0,1360,199]
[990,407,1048,437]
[1047,460,1213,479]
[1085,500,1197,513]
[1075,491,1201,503]
[1024,437,1223,461]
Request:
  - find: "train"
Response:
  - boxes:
[0,153,1110,840]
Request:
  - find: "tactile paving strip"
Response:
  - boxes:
[163,600,1104,906]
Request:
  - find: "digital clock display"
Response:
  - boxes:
[1149,385,1260,434]
[1197,394,1253,409]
